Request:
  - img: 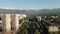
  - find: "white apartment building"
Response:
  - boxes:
[36,16,42,21]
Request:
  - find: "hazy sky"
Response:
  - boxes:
[0,0,60,9]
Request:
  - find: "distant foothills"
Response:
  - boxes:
[0,8,60,14]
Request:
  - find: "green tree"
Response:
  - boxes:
[34,29,40,34]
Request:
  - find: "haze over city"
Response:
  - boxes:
[0,0,60,10]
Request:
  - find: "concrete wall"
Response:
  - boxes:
[11,14,19,32]
[2,14,11,34]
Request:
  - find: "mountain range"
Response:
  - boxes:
[0,8,60,14]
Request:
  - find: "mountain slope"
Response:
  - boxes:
[0,8,60,14]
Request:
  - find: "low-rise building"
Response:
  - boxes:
[48,25,60,32]
[51,16,58,19]
[18,14,27,19]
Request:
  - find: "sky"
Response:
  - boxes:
[0,0,60,9]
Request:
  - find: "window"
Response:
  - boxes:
[58,27,60,30]
[0,26,2,32]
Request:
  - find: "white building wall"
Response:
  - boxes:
[37,16,42,21]
[11,14,19,31]
[49,26,58,32]
[2,14,11,33]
